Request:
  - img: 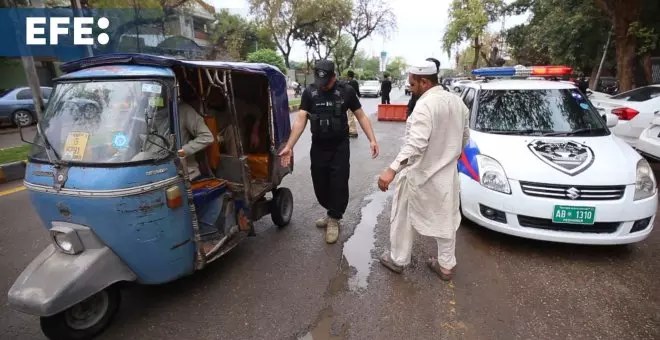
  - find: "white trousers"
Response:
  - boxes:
[389,178,457,270]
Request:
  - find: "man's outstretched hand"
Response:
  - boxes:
[279,146,293,167]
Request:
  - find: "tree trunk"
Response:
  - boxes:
[642,53,653,85]
[471,36,481,76]
[272,31,291,68]
[589,66,599,89]
[613,17,636,92]
[343,35,361,73]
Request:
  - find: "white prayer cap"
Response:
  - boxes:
[407,60,437,75]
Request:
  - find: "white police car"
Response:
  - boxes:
[458,66,658,245]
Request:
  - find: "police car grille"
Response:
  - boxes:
[519,182,625,201]
[517,215,620,234]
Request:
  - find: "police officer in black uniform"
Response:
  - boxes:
[279,60,380,244]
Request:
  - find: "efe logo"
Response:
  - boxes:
[26,16,109,45]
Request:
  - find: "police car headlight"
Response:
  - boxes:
[476,155,511,194]
[634,159,656,201]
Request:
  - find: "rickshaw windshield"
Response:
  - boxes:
[29,79,172,164]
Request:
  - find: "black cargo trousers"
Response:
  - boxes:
[310,138,350,220]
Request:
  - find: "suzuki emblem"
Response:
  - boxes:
[566,187,581,200]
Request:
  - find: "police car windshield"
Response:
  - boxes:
[474,88,608,136]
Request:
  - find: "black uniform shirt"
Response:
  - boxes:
[347,79,361,97]
[300,82,362,145]
[381,79,392,94]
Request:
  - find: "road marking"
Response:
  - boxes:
[0,185,26,197]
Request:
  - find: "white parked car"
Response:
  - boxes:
[636,116,660,161]
[589,85,660,147]
[360,80,381,97]
[459,67,657,245]
[451,79,472,93]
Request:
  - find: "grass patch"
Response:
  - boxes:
[289,97,301,107]
[0,144,30,164]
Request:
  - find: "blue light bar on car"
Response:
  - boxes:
[471,67,517,77]
[471,65,572,77]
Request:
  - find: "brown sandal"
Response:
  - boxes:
[380,252,404,274]
[427,258,452,281]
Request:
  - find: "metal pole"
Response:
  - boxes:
[593,26,613,90]
[21,58,45,120]
[14,0,45,120]
[71,0,93,57]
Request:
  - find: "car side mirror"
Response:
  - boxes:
[602,113,619,128]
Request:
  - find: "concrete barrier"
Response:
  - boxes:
[0,160,27,184]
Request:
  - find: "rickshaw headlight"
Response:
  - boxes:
[50,227,84,255]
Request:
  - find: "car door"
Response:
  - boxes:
[0,89,17,119]
[14,88,36,113]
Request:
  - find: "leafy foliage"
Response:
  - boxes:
[504,0,612,74]
[442,0,504,70]
[246,48,287,74]
[385,56,407,81]
[208,9,276,61]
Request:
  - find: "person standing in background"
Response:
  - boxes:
[381,74,392,104]
[346,70,361,138]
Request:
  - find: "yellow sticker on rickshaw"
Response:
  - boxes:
[62,132,89,161]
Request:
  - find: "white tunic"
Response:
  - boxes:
[389,85,470,239]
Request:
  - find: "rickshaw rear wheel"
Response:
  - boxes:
[40,286,121,340]
[272,187,293,227]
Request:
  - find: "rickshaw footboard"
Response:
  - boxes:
[8,244,136,317]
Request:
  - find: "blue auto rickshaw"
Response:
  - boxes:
[7,54,295,340]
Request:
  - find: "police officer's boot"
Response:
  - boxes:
[316,216,329,228]
[325,218,340,244]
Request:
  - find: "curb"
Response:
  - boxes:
[0,160,27,184]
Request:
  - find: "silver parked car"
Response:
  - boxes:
[0,86,52,127]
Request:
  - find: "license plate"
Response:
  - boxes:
[552,205,596,225]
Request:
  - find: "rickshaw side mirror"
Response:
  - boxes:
[18,124,43,148]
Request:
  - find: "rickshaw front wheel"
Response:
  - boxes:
[272,187,294,227]
[40,286,121,340]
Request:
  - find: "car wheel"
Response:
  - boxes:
[12,110,34,127]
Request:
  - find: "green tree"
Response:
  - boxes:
[246,48,287,74]
[248,0,327,68]
[505,0,612,78]
[331,34,354,75]
[207,9,275,61]
[590,0,659,90]
[294,0,352,60]
[442,0,504,72]
[385,56,407,81]
[340,0,396,71]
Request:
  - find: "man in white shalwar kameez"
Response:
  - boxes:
[377,61,470,281]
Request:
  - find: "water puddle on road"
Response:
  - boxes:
[341,190,392,291]
[299,307,348,340]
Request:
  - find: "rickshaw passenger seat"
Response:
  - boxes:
[191,178,228,207]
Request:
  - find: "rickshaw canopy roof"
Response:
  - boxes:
[58,53,292,145]
[59,53,285,79]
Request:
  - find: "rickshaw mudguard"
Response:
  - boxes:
[7,244,136,317]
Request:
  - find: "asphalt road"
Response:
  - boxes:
[0,126,36,150]
[1,89,659,340]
